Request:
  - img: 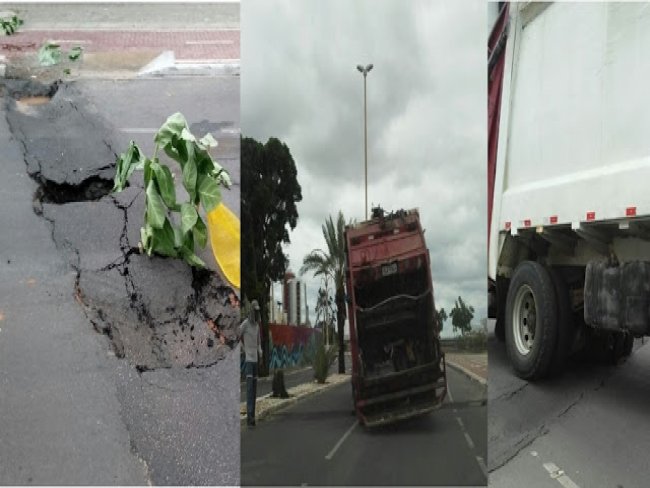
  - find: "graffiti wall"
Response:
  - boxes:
[269,324,321,370]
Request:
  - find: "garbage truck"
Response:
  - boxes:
[345,207,447,426]
[489,2,650,379]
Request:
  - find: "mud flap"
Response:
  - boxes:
[584,261,650,335]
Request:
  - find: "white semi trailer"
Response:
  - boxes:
[489,2,650,379]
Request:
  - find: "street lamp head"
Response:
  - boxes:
[356,65,364,73]
[366,64,373,72]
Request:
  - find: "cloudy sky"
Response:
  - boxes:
[242,0,486,337]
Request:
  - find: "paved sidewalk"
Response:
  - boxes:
[0,4,239,77]
[446,352,488,384]
[241,374,351,423]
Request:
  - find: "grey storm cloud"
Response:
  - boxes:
[243,0,486,333]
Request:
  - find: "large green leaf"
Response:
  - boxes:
[197,175,221,213]
[193,214,208,248]
[152,218,177,257]
[182,158,197,200]
[151,161,177,210]
[140,223,154,255]
[180,203,198,235]
[113,141,141,192]
[198,133,218,150]
[154,113,187,148]
[180,246,206,268]
[143,158,153,187]
[145,181,167,229]
[181,128,196,142]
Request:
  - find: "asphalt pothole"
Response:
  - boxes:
[4,77,240,374]
[36,175,114,204]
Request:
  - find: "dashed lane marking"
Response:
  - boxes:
[543,462,581,488]
[325,420,358,461]
[476,456,488,478]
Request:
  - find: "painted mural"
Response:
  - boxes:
[268,324,321,370]
[240,323,322,373]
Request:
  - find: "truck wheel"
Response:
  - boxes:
[548,268,573,376]
[505,261,558,380]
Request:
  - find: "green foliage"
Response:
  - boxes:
[436,307,448,331]
[37,41,83,67]
[38,42,62,66]
[313,337,337,384]
[1,15,23,36]
[456,329,487,352]
[113,112,230,268]
[300,212,348,374]
[67,46,83,61]
[450,296,475,336]
[241,136,302,375]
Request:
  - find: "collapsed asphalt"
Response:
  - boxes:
[0,78,240,485]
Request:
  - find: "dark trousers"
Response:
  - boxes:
[245,361,258,423]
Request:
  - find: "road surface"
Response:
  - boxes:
[488,319,650,488]
[241,365,487,486]
[0,76,240,485]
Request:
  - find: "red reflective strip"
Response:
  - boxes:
[505,221,511,230]
[626,207,637,217]
[524,219,531,228]
[550,215,558,224]
[586,212,596,221]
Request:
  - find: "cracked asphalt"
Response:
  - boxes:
[0,76,240,485]
[488,319,650,487]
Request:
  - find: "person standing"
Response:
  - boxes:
[240,299,263,427]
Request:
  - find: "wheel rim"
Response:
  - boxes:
[512,284,537,356]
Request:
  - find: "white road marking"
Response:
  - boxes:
[456,417,465,429]
[325,420,358,461]
[185,40,234,45]
[544,462,581,488]
[464,432,475,450]
[120,128,158,134]
[446,375,454,403]
[476,456,488,478]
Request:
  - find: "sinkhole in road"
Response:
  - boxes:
[35,176,114,204]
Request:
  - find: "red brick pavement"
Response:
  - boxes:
[0,30,239,61]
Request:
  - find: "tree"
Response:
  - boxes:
[450,296,475,336]
[436,307,448,331]
[241,136,302,376]
[315,284,335,345]
[300,211,347,373]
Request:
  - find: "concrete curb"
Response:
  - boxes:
[241,374,350,425]
[446,359,487,386]
[138,50,240,77]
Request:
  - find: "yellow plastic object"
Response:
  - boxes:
[207,202,240,289]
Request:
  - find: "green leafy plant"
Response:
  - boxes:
[1,15,23,36]
[113,112,230,268]
[38,41,83,66]
[313,337,337,384]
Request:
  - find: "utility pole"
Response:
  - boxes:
[356,63,373,220]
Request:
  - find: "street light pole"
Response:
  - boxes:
[357,63,373,220]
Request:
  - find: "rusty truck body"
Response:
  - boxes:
[345,208,447,427]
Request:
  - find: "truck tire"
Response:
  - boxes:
[548,268,573,376]
[505,261,558,380]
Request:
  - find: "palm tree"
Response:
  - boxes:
[300,211,347,374]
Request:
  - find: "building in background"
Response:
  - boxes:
[268,272,311,326]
